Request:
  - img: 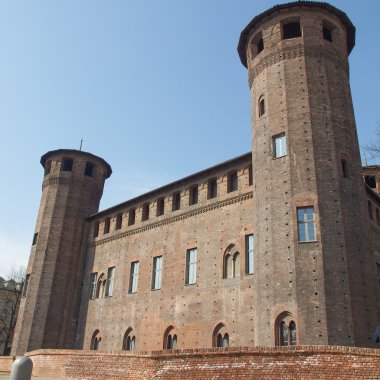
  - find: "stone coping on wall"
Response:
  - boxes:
[26,345,380,358]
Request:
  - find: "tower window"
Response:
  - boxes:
[93,221,100,237]
[129,261,139,293]
[208,178,218,199]
[282,22,301,40]
[297,207,316,242]
[32,232,38,246]
[341,158,348,178]
[104,217,110,234]
[365,175,376,189]
[156,198,165,216]
[128,209,136,226]
[368,201,374,220]
[172,192,181,211]
[224,251,240,279]
[142,203,149,221]
[273,133,287,158]
[213,323,229,348]
[259,97,265,117]
[245,234,254,275]
[115,213,123,230]
[22,274,30,297]
[91,330,101,350]
[323,26,333,42]
[250,32,264,58]
[152,256,163,290]
[227,171,238,193]
[44,160,52,175]
[257,38,264,54]
[185,248,197,285]
[248,164,253,186]
[189,185,198,206]
[276,313,297,346]
[61,158,73,172]
[164,327,177,349]
[85,162,94,177]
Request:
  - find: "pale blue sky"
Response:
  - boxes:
[1,0,379,276]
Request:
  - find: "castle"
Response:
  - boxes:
[11,1,380,357]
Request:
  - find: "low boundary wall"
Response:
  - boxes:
[26,345,380,379]
[0,356,14,372]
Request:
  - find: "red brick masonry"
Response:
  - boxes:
[25,346,380,379]
[0,356,14,372]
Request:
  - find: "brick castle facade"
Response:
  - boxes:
[11,1,380,358]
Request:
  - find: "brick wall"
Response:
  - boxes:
[0,356,14,372]
[26,346,380,379]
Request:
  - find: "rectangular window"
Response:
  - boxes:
[172,192,181,211]
[189,185,198,205]
[142,203,149,221]
[129,261,139,293]
[22,274,30,297]
[105,267,115,297]
[61,158,73,171]
[104,217,110,234]
[228,171,238,193]
[85,162,94,177]
[156,198,165,216]
[297,207,316,242]
[32,232,38,246]
[185,248,197,285]
[283,22,301,39]
[152,256,163,290]
[128,209,136,226]
[245,234,254,274]
[208,178,217,199]
[273,133,287,158]
[116,213,123,230]
[90,272,97,299]
[44,160,52,175]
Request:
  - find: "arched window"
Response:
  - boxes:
[223,246,240,279]
[213,323,229,348]
[163,326,177,349]
[96,273,106,298]
[90,329,101,350]
[275,312,297,346]
[259,96,265,117]
[123,328,136,351]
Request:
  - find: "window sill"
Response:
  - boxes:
[273,155,286,160]
[298,240,317,244]
[151,288,161,291]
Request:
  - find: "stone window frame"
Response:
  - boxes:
[273,133,287,159]
[258,95,265,117]
[223,244,240,279]
[151,255,163,290]
[185,248,197,285]
[129,261,139,294]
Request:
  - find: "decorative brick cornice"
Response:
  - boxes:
[42,176,71,190]
[89,191,253,247]
[248,45,347,87]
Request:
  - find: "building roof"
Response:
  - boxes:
[88,152,252,220]
[237,1,356,68]
[40,149,112,178]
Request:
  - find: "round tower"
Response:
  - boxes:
[238,2,380,346]
[12,149,112,355]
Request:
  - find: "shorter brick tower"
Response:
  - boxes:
[12,149,111,355]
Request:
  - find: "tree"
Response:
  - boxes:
[0,267,25,356]
[364,125,380,160]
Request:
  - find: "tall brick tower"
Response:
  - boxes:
[238,2,380,346]
[12,149,111,355]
